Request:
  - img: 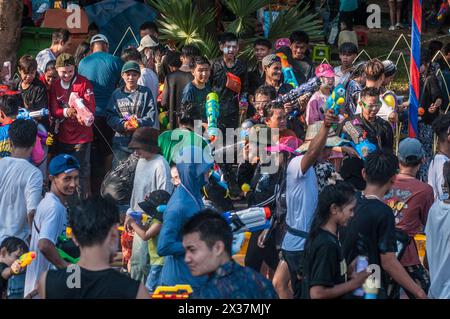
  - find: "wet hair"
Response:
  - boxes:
[190,55,210,70]
[364,150,399,186]
[52,28,70,45]
[306,181,356,243]
[8,118,37,148]
[181,45,201,59]
[0,237,28,255]
[218,32,238,45]
[443,161,450,191]
[339,42,358,56]
[364,59,384,81]
[432,113,450,143]
[140,21,159,35]
[177,102,199,127]
[254,38,272,49]
[69,196,120,247]
[166,51,182,68]
[17,55,38,74]
[0,94,21,117]
[74,41,90,66]
[121,47,142,63]
[289,31,309,44]
[360,87,380,99]
[254,85,277,101]
[182,209,233,257]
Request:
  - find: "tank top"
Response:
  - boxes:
[45,266,141,299]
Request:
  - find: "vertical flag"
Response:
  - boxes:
[409,0,422,137]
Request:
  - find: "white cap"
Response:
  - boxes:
[137,35,159,52]
[90,34,109,46]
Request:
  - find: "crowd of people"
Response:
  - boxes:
[1,19,450,300]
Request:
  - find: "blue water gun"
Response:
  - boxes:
[325,84,346,116]
[205,92,220,142]
[276,52,299,88]
[222,207,271,234]
[350,140,377,159]
[17,108,49,120]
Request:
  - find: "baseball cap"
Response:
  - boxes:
[398,138,424,164]
[262,54,281,69]
[55,53,75,68]
[275,38,291,50]
[128,127,160,153]
[138,190,171,222]
[49,154,80,176]
[315,63,335,78]
[137,35,159,52]
[121,61,141,74]
[90,34,109,46]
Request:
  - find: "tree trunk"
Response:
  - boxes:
[0,0,23,71]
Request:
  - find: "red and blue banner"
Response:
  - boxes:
[409,0,422,137]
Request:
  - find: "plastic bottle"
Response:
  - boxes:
[353,255,368,297]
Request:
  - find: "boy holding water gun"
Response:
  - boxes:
[0,237,29,299]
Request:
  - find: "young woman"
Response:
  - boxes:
[302,181,369,299]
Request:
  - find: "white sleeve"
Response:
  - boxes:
[287,156,305,180]
[38,207,66,244]
[154,159,174,194]
[25,170,43,214]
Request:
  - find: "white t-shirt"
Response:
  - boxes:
[36,48,56,74]
[282,156,319,252]
[0,157,43,243]
[138,68,159,107]
[127,154,173,214]
[425,200,450,299]
[24,192,67,298]
[428,153,450,201]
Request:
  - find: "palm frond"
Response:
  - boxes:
[223,0,271,36]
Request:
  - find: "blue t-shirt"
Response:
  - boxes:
[78,52,123,117]
[340,0,358,12]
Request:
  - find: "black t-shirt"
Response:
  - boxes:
[45,266,141,299]
[248,65,265,97]
[13,78,48,111]
[338,114,394,151]
[420,73,444,125]
[0,262,8,299]
[301,229,347,299]
[340,196,397,294]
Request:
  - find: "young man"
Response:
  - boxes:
[281,112,340,299]
[106,61,157,168]
[341,150,427,300]
[183,210,278,299]
[24,154,80,298]
[0,119,43,299]
[0,94,21,157]
[251,85,277,124]
[124,127,173,283]
[157,145,214,291]
[306,64,335,125]
[37,197,149,299]
[139,21,159,41]
[248,38,272,97]
[78,34,123,196]
[334,42,358,85]
[181,56,212,124]
[428,114,450,200]
[383,138,434,298]
[289,31,314,83]
[36,29,71,75]
[14,55,48,112]
[425,161,450,299]
[210,32,248,130]
[262,54,293,96]
[339,87,394,152]
[49,53,95,200]
[162,45,201,129]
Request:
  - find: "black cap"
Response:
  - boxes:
[138,190,171,222]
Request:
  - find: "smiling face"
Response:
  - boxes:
[254,44,270,63]
[183,232,223,277]
[361,95,382,121]
[334,197,357,227]
[57,65,75,84]
[50,170,79,197]
[290,41,308,60]
[254,93,270,117]
[19,69,36,86]
[44,68,58,87]
[265,62,282,82]
[265,108,286,130]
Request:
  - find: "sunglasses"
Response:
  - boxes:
[360,100,382,110]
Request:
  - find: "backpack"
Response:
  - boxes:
[100,153,139,205]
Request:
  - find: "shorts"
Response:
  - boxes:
[145,264,163,293]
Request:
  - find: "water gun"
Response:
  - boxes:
[159,108,170,130]
[124,113,139,129]
[437,1,449,22]
[287,108,300,121]
[271,76,321,106]
[222,207,271,234]
[342,120,377,159]
[137,202,167,223]
[205,92,220,142]
[210,170,229,191]
[12,252,36,274]
[68,92,94,127]
[17,108,49,120]
[152,285,193,299]
[325,84,346,116]
[128,211,151,226]
[276,52,299,88]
